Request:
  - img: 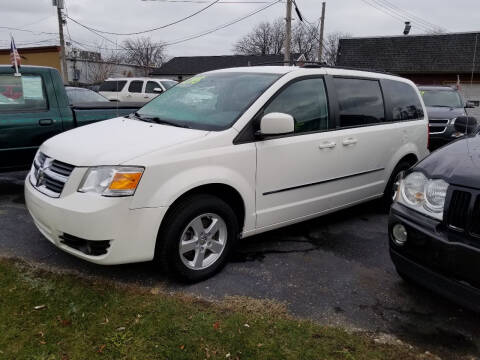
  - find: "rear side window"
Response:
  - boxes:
[128,81,143,93]
[334,78,385,127]
[263,78,329,134]
[0,74,47,112]
[99,80,127,92]
[383,80,424,120]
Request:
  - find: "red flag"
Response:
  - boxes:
[10,36,21,68]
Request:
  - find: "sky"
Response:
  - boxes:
[1,0,479,59]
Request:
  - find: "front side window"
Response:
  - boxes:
[137,72,281,131]
[145,81,161,94]
[160,80,177,89]
[99,80,127,92]
[128,81,144,93]
[421,89,464,108]
[334,77,385,127]
[66,88,108,104]
[383,80,424,120]
[0,74,47,112]
[263,78,329,134]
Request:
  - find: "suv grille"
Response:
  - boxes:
[31,153,75,198]
[445,188,480,244]
[429,118,450,134]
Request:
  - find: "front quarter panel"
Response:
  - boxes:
[127,131,257,232]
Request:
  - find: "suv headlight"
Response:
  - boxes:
[397,171,449,220]
[78,166,144,197]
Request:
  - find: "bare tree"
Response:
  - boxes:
[291,21,320,61]
[233,17,320,61]
[323,32,352,66]
[233,19,284,55]
[122,37,166,76]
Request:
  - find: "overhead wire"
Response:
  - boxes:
[66,0,220,36]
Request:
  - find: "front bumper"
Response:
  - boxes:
[389,202,480,312]
[25,169,167,265]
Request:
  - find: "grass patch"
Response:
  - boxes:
[0,259,420,360]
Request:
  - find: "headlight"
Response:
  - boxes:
[78,166,144,197]
[398,171,449,220]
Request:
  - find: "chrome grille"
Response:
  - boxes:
[31,153,75,198]
[429,118,450,134]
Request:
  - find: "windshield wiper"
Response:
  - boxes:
[131,112,190,128]
[430,105,456,108]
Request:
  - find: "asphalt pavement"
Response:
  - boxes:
[1,171,479,359]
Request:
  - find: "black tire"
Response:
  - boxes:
[155,194,239,283]
[383,160,413,211]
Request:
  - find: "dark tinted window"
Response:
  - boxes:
[0,74,47,111]
[263,78,329,134]
[145,81,161,94]
[128,81,143,93]
[383,80,424,120]
[334,78,385,127]
[99,80,127,92]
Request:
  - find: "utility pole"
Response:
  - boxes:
[283,0,292,65]
[53,0,68,83]
[317,2,326,63]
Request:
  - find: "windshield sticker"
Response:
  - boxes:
[180,76,205,86]
[420,90,425,96]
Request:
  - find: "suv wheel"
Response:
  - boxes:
[156,194,239,282]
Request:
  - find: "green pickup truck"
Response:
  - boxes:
[0,65,142,172]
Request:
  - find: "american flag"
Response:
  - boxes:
[10,36,21,68]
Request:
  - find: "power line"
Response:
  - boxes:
[358,0,433,32]
[0,26,57,36]
[165,0,281,46]
[66,0,220,36]
[374,0,446,32]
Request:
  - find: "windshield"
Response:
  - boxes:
[160,80,178,89]
[136,72,281,130]
[421,89,464,108]
[66,88,109,104]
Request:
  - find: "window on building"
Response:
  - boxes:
[0,74,47,112]
[334,77,385,127]
[263,78,329,134]
[383,80,424,120]
[128,80,144,93]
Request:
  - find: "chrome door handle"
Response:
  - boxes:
[319,141,336,149]
[342,137,358,146]
[38,119,53,126]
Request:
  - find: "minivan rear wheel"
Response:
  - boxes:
[383,160,412,211]
[156,194,239,282]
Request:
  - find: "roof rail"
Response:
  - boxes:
[249,60,396,76]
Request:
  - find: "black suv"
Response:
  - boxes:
[389,116,480,311]
[419,86,476,149]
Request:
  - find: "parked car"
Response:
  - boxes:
[65,86,109,105]
[390,115,480,311]
[419,86,476,150]
[0,65,143,172]
[25,66,429,282]
[99,77,178,103]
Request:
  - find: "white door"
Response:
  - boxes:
[124,80,145,102]
[255,77,342,228]
[330,77,395,204]
[143,80,163,102]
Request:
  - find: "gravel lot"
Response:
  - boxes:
[1,171,479,358]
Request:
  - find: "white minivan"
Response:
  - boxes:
[99,77,178,103]
[25,66,429,282]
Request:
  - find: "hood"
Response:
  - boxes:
[425,106,466,119]
[41,117,209,166]
[416,134,480,187]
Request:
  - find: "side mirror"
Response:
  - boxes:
[259,112,294,136]
[465,101,477,108]
[153,87,163,93]
[454,116,478,134]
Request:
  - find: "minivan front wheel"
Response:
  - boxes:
[156,194,239,282]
